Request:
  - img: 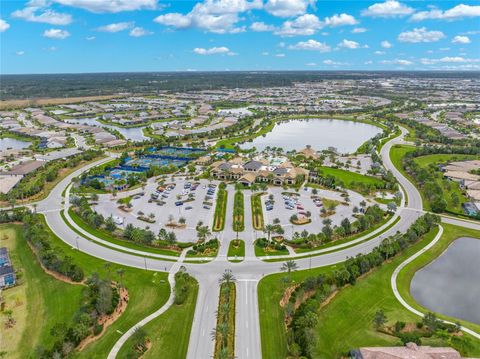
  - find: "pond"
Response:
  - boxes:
[410,237,480,324]
[240,118,382,153]
[0,137,31,151]
[64,117,148,142]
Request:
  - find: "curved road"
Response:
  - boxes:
[29,127,480,358]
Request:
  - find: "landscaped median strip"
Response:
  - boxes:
[213,271,236,359]
[391,225,480,340]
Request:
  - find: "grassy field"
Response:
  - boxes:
[412,154,477,214]
[0,217,172,358]
[0,95,122,110]
[117,278,199,359]
[0,225,83,358]
[258,265,336,359]
[389,144,416,180]
[317,167,386,191]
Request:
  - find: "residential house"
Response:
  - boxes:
[0,248,16,289]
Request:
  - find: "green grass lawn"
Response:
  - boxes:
[66,209,181,257]
[389,144,416,180]
[0,224,83,359]
[258,265,338,359]
[412,154,477,214]
[317,167,386,189]
[117,279,199,359]
[227,239,245,258]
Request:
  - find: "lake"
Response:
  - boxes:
[64,117,148,142]
[411,237,480,324]
[240,118,382,153]
[0,137,31,151]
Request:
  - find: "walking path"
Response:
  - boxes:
[391,225,480,340]
[107,249,188,359]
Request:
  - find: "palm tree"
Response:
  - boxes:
[281,260,298,274]
[196,225,211,242]
[264,224,275,242]
[219,269,235,284]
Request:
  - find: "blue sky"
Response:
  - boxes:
[0,0,479,74]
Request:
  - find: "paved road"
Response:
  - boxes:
[28,126,480,358]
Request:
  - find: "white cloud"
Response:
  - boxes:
[375,51,385,55]
[154,0,262,34]
[323,59,345,65]
[0,19,10,32]
[398,27,445,43]
[250,22,275,32]
[305,62,317,66]
[420,56,480,65]
[51,0,158,13]
[129,27,153,37]
[16,51,25,56]
[86,36,96,41]
[193,46,231,55]
[274,14,322,36]
[275,53,286,57]
[324,13,357,27]
[43,28,70,39]
[362,0,414,17]
[264,0,313,18]
[410,4,480,21]
[261,51,269,55]
[452,35,471,44]
[97,22,133,32]
[352,27,366,33]
[365,60,373,65]
[338,39,367,49]
[381,59,413,65]
[288,39,331,52]
[11,4,72,25]
[381,40,392,48]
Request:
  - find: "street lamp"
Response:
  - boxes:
[75,236,79,250]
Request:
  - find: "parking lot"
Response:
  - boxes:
[93,177,219,242]
[262,186,367,237]
[92,177,371,242]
